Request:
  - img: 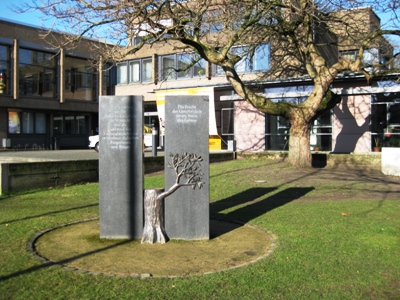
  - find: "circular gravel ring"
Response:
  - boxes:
[28,218,276,278]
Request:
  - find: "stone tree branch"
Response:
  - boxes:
[158,152,204,199]
[141,152,204,244]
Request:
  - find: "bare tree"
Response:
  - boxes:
[16,0,400,167]
[141,153,204,244]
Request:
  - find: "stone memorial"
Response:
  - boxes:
[99,96,144,239]
[164,95,210,240]
[141,153,205,244]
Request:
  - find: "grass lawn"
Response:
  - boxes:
[0,157,399,299]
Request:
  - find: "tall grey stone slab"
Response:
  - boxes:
[99,96,144,239]
[164,96,209,240]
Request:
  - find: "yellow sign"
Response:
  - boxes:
[209,135,222,151]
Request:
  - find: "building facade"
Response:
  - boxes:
[0,19,114,150]
[1,6,399,153]
[114,7,400,153]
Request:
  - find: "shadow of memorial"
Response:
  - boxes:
[210,187,315,238]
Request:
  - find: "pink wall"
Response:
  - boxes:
[333,95,371,153]
[234,101,265,151]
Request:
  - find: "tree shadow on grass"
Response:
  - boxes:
[0,203,98,226]
[210,187,314,238]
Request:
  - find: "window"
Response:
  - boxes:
[53,115,87,135]
[65,116,74,134]
[201,10,223,33]
[117,62,128,84]
[371,88,400,148]
[36,113,46,134]
[19,48,56,97]
[76,116,86,134]
[339,50,358,62]
[8,111,47,134]
[159,53,206,81]
[0,44,10,95]
[264,112,332,151]
[142,58,152,81]
[265,115,290,150]
[214,43,270,76]
[252,44,270,71]
[64,57,97,101]
[263,86,332,151]
[22,112,34,134]
[102,63,114,95]
[310,110,333,151]
[130,61,140,83]
[161,55,175,80]
[177,54,192,78]
[117,58,153,84]
[130,58,152,83]
[132,36,144,46]
[363,48,380,67]
[201,22,223,33]
[233,46,248,73]
[339,48,380,70]
[144,102,158,129]
[144,113,159,129]
[53,116,63,134]
[221,108,234,135]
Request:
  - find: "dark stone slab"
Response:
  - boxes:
[164,96,209,240]
[99,96,144,239]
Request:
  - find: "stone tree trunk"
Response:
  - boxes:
[141,152,204,244]
[142,188,168,244]
[141,183,189,244]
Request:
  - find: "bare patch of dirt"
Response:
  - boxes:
[34,219,274,277]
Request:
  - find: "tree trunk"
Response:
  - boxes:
[141,188,169,244]
[288,119,312,168]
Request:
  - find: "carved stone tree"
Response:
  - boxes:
[141,153,204,244]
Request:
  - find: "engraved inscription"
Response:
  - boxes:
[172,104,202,124]
[103,104,138,150]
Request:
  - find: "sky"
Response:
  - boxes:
[2,1,57,29]
[1,0,399,50]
